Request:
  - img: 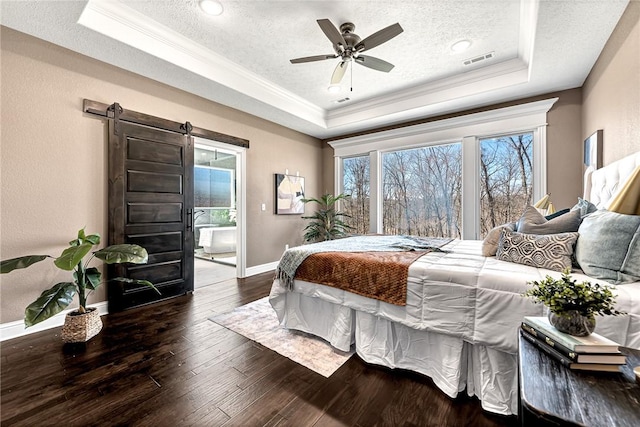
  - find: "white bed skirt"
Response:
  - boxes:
[270,292,518,415]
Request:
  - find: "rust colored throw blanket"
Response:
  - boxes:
[295,250,432,306]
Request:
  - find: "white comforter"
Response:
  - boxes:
[270,239,640,415]
[270,239,640,354]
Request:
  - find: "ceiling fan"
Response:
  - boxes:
[290,19,404,85]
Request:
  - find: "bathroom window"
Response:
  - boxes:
[194,145,238,263]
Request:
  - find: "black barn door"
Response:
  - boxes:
[108,121,194,312]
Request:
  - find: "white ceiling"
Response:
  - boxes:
[0,0,630,139]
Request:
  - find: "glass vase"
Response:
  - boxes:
[548,311,595,336]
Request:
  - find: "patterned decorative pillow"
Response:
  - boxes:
[517,205,581,235]
[481,222,516,257]
[496,229,579,271]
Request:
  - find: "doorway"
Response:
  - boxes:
[193,140,246,288]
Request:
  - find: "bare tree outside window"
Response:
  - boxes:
[382,143,462,238]
[479,133,533,237]
[342,156,370,234]
[341,134,532,240]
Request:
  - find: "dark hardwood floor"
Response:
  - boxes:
[1,272,518,426]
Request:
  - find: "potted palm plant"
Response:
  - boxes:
[1,228,157,342]
[301,193,353,243]
[523,268,624,336]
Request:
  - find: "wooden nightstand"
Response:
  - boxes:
[518,332,640,427]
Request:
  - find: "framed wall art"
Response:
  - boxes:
[584,130,603,169]
[275,173,305,214]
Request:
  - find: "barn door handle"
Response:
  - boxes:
[186,208,193,231]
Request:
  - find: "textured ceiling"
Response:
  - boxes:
[122,0,521,109]
[0,0,630,138]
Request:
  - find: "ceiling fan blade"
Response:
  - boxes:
[317,19,347,48]
[290,54,336,64]
[355,55,395,72]
[356,23,403,52]
[331,61,349,84]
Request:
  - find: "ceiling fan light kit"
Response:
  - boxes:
[290,18,403,89]
[451,39,472,52]
[199,0,224,16]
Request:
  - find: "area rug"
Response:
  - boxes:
[208,297,353,377]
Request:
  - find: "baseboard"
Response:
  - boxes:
[0,302,109,342]
[244,261,278,277]
[2,262,277,341]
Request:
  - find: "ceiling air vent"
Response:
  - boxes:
[463,51,494,66]
[334,97,351,104]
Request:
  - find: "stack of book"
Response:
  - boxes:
[521,316,627,372]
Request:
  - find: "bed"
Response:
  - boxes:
[269,151,640,415]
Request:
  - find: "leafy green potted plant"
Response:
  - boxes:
[523,268,625,336]
[301,193,353,243]
[1,228,158,343]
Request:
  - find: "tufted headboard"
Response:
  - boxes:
[584,151,640,208]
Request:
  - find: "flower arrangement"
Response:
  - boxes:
[523,268,625,319]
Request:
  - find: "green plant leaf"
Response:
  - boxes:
[70,229,101,246]
[24,282,76,327]
[85,267,102,290]
[54,243,93,271]
[112,277,160,294]
[523,268,625,317]
[94,244,148,264]
[301,193,352,242]
[84,234,101,245]
[69,228,86,246]
[0,255,49,274]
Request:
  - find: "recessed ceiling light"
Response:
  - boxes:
[451,39,471,53]
[199,0,223,16]
[327,84,341,93]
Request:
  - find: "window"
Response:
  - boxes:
[479,133,533,237]
[194,144,237,227]
[342,156,370,234]
[382,143,462,238]
[331,98,556,239]
[195,167,233,208]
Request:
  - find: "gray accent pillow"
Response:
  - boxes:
[517,205,581,234]
[575,210,640,284]
[571,197,598,219]
[482,222,516,257]
[496,230,579,271]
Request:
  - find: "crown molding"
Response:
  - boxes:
[325,0,539,130]
[328,97,558,157]
[77,0,540,134]
[325,58,530,129]
[78,0,327,128]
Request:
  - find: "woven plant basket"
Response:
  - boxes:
[61,307,102,343]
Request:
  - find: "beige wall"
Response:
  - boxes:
[545,89,584,208]
[0,27,322,323]
[583,0,640,164]
[322,144,336,196]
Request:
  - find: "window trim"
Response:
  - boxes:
[332,98,558,239]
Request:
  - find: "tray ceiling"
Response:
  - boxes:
[0,0,630,138]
